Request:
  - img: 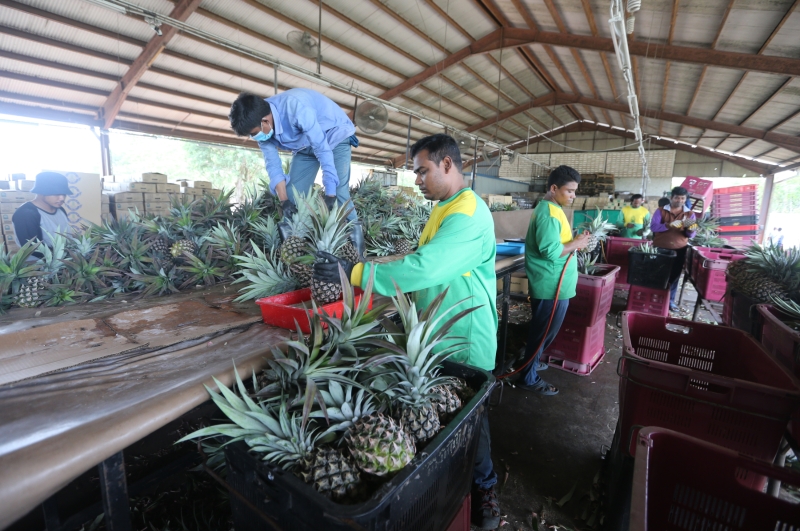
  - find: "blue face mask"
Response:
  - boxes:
[250,129,273,142]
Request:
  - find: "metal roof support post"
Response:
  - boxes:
[759,173,775,245]
[471,136,479,191]
[100,130,112,177]
[273,64,278,95]
[405,114,412,170]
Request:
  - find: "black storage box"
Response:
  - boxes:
[626,247,677,290]
[729,289,762,339]
[225,361,496,531]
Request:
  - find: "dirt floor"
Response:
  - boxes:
[11,279,722,531]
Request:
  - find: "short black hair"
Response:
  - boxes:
[229,93,271,136]
[547,165,581,189]
[658,197,670,208]
[630,194,643,202]
[671,186,689,198]
[410,134,462,172]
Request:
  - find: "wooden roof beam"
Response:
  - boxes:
[659,0,681,136]
[98,0,202,128]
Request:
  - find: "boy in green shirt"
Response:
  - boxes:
[618,194,651,239]
[314,134,501,529]
[519,166,590,395]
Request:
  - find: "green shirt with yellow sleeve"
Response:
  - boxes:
[618,205,651,239]
[349,188,498,371]
[524,200,578,300]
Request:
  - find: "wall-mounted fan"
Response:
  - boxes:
[505,149,518,165]
[482,143,500,168]
[287,31,320,59]
[354,100,388,134]
[452,132,474,154]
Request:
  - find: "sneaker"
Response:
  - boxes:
[472,486,501,530]
[669,302,679,312]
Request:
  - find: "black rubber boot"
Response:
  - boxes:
[471,486,501,530]
[350,221,366,262]
[277,221,291,244]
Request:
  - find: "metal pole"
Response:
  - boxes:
[273,64,278,95]
[100,130,112,176]
[317,0,322,74]
[471,136,479,191]
[759,173,775,244]
[405,114,412,170]
[98,452,132,531]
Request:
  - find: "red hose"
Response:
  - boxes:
[498,253,574,380]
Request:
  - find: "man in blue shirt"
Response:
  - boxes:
[229,89,363,255]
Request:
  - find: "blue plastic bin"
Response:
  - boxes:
[496,242,525,256]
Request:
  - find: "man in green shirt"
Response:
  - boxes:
[618,194,651,239]
[519,166,590,395]
[314,134,501,529]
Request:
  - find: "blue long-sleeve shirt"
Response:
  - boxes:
[256,89,355,196]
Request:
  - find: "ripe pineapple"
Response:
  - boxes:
[15,276,44,308]
[581,209,616,252]
[299,447,362,502]
[728,243,796,303]
[278,190,317,288]
[170,238,197,261]
[393,222,420,255]
[308,198,355,304]
[344,413,416,476]
[430,383,462,417]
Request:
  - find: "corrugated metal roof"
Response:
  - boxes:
[0,0,796,171]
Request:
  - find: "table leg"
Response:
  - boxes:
[98,452,132,531]
[42,496,60,531]
[692,296,702,321]
[495,273,511,376]
[678,272,690,305]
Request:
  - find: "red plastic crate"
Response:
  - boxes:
[564,264,619,326]
[680,177,713,213]
[757,304,800,379]
[722,289,733,325]
[723,235,758,248]
[618,312,800,460]
[544,316,606,375]
[630,428,800,530]
[713,191,758,203]
[445,494,470,531]
[694,248,746,302]
[625,285,670,316]
[256,287,372,334]
[718,224,758,233]
[604,236,642,290]
[714,184,759,195]
[547,348,606,376]
[713,208,759,219]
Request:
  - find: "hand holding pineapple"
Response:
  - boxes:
[314,251,356,282]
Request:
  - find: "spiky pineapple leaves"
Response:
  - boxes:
[232,245,298,302]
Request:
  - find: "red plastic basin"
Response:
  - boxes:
[544,316,606,372]
[694,248,746,302]
[565,264,619,326]
[625,285,670,317]
[618,312,800,460]
[757,304,800,379]
[256,287,372,334]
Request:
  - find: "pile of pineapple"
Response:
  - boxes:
[179,273,476,503]
[1,177,431,313]
[689,216,726,248]
[726,242,800,304]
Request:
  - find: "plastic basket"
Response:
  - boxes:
[627,247,676,290]
[727,288,762,338]
[713,191,758,204]
[564,264,619,326]
[496,242,524,256]
[256,288,372,334]
[718,214,758,226]
[625,285,670,317]
[618,312,800,460]
[757,304,800,379]
[225,361,495,531]
[544,317,606,375]
[714,184,758,195]
[694,248,746,302]
[605,236,643,290]
[723,235,758,248]
[630,427,800,530]
[718,224,759,233]
[680,177,713,208]
[712,202,759,215]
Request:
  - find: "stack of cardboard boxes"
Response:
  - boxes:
[177,180,221,200]
[0,190,34,254]
[103,173,225,220]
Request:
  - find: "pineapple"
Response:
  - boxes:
[430,383,462,417]
[580,209,616,252]
[307,198,355,305]
[232,246,298,302]
[344,413,415,476]
[0,240,46,311]
[170,238,198,260]
[378,285,479,443]
[728,243,797,303]
[15,276,44,308]
[393,222,419,255]
[278,189,318,288]
[178,374,362,502]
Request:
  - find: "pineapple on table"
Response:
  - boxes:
[278,189,318,288]
[306,197,355,305]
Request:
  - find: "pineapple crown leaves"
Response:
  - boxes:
[66,232,99,258]
[247,217,281,253]
[305,195,355,258]
[771,295,800,320]
[309,381,382,432]
[129,265,181,297]
[61,247,121,294]
[283,186,319,239]
[36,231,68,278]
[632,241,657,254]
[41,283,86,307]
[232,245,297,302]
[579,208,616,236]
[0,239,47,295]
[176,244,228,289]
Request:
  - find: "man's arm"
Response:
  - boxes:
[351,214,486,296]
[650,208,668,233]
[11,207,41,247]
[258,142,288,200]
[294,105,337,196]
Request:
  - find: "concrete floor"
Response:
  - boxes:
[481,279,714,530]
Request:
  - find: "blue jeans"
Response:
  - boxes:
[522,298,570,386]
[473,413,497,489]
[286,139,357,221]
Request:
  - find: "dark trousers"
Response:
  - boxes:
[668,246,688,303]
[522,298,570,386]
[473,412,497,489]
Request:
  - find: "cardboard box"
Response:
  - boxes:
[0,191,35,203]
[45,171,102,229]
[114,210,138,221]
[0,181,9,190]
[483,194,513,206]
[101,212,113,223]
[144,193,172,203]
[105,191,144,203]
[181,186,197,196]
[141,172,168,184]
[510,276,528,294]
[101,204,110,215]
[15,180,35,192]
[0,202,24,214]
[104,181,157,193]
[190,180,212,190]
[144,202,170,214]
[2,222,13,234]
[6,242,20,254]
[1,213,15,222]
[101,193,110,205]
[203,189,222,199]
[156,183,180,194]
[111,202,144,215]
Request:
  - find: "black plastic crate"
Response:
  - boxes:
[225,361,496,531]
[729,288,762,340]
[718,215,758,226]
[626,247,676,290]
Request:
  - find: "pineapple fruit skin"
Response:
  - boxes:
[299,448,362,502]
[344,413,415,476]
[396,403,440,443]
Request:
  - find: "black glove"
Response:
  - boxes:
[324,195,337,210]
[313,251,355,283]
[281,200,297,221]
